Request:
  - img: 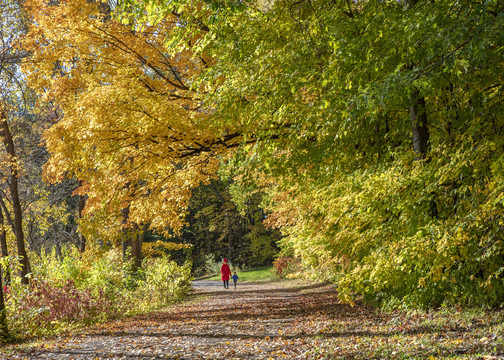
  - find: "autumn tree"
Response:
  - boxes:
[20,0,251,269]
[0,0,28,339]
[0,0,79,288]
[22,0,504,307]
[116,0,504,307]
[0,0,33,284]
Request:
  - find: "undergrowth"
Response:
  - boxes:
[2,246,192,341]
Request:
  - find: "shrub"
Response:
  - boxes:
[193,253,222,277]
[4,247,192,340]
[273,256,300,278]
[132,257,192,311]
[4,279,116,338]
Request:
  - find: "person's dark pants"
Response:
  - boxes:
[233,280,237,289]
[223,280,229,289]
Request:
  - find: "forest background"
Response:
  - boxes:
[0,0,503,342]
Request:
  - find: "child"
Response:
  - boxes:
[231,271,239,289]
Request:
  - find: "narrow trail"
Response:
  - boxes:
[3,281,503,359]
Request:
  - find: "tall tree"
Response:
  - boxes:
[0,107,30,283]
[21,0,243,247]
[26,0,504,307]
[0,0,32,284]
[0,0,73,283]
[116,0,504,307]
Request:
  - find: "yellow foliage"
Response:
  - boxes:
[142,241,192,258]
[20,0,240,239]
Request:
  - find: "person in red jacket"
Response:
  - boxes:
[220,258,232,289]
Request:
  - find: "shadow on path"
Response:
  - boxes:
[3,281,503,359]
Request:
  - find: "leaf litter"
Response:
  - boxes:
[2,281,503,359]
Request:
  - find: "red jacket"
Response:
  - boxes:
[220,263,231,281]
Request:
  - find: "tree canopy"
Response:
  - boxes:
[22,0,241,241]
[21,0,504,307]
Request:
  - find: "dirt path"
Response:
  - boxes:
[3,281,503,359]
[4,281,350,359]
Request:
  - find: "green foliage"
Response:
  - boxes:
[42,0,504,309]
[82,248,125,294]
[4,247,192,340]
[176,179,280,275]
[277,149,504,308]
[195,253,223,277]
[122,0,504,308]
[135,257,192,309]
[32,247,85,286]
[243,223,281,267]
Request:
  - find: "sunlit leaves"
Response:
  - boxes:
[21,0,232,239]
[22,0,504,307]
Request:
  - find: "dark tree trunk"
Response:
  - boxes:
[403,1,429,158]
[403,0,436,217]
[138,223,148,257]
[404,0,429,154]
[121,206,143,271]
[121,205,132,261]
[78,193,87,253]
[0,206,10,285]
[0,266,8,342]
[409,90,429,156]
[130,222,143,271]
[0,112,30,284]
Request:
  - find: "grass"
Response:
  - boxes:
[205,265,276,282]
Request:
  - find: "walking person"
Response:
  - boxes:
[220,258,231,289]
[231,271,239,289]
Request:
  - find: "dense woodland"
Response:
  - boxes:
[0,0,503,342]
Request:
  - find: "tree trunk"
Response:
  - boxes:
[138,223,148,260]
[409,89,429,156]
[403,0,435,216]
[121,205,132,261]
[78,193,87,253]
[0,205,10,285]
[402,0,429,157]
[130,222,143,271]
[0,111,30,284]
[0,266,9,342]
[121,206,143,271]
